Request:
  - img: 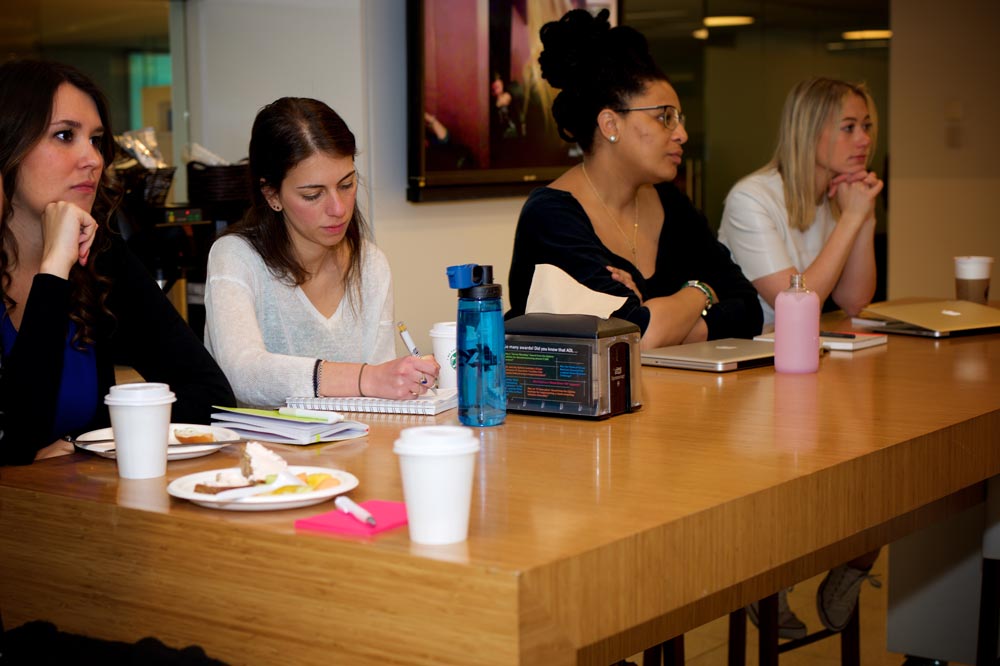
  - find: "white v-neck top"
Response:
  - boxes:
[718,169,837,325]
[205,234,395,407]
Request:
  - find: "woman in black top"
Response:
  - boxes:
[0,60,235,465]
[508,9,761,348]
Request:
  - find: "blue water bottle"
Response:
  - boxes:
[447,264,506,427]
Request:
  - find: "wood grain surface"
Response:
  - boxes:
[1,313,998,665]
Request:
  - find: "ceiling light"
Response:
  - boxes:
[703,16,755,28]
[692,28,709,40]
[842,29,892,40]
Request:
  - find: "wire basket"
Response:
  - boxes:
[187,161,252,204]
[117,165,176,208]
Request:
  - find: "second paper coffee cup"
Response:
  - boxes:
[394,425,479,545]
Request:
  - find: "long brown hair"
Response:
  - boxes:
[0,60,118,345]
[226,97,370,310]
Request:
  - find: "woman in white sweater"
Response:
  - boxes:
[718,77,883,327]
[205,98,437,407]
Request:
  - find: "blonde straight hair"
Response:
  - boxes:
[767,77,878,231]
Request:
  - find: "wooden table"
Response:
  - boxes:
[2,315,999,666]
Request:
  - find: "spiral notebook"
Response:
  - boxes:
[285,388,458,415]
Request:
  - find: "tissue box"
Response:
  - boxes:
[504,314,642,419]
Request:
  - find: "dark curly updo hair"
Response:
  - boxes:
[539,8,668,153]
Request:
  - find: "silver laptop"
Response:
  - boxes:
[860,300,1000,338]
[641,338,775,372]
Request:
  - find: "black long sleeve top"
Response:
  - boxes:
[508,182,763,339]
[0,236,236,465]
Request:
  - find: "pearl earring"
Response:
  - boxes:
[609,135,618,143]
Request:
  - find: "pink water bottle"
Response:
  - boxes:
[774,273,820,373]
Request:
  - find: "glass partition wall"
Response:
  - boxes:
[624,0,889,298]
[0,0,173,153]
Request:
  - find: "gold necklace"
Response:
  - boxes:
[580,163,639,264]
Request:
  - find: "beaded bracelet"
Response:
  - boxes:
[684,280,715,317]
[313,359,323,397]
[358,363,368,397]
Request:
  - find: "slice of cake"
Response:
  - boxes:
[192,442,288,494]
[240,441,288,483]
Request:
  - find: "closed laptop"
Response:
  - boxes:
[860,300,1000,337]
[640,338,775,372]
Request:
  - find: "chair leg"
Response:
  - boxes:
[643,635,685,666]
[662,634,684,666]
[642,641,662,666]
[840,604,860,666]
[728,607,746,666]
[758,593,780,666]
[977,557,1000,666]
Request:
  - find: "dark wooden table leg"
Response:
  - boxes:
[759,593,779,666]
[728,607,747,666]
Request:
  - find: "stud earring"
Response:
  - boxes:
[272,204,282,212]
[609,135,618,143]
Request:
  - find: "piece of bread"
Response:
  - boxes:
[193,482,253,495]
[174,427,216,444]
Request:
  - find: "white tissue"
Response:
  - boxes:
[525,264,628,318]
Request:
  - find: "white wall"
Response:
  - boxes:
[888,0,1000,297]
[185,0,521,354]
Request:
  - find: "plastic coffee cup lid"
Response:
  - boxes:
[393,425,479,456]
[430,321,457,336]
[105,382,177,406]
[954,256,994,279]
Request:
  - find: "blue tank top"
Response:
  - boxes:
[1,304,99,440]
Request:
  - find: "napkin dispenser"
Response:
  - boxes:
[504,313,642,419]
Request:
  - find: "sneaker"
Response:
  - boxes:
[747,588,808,640]
[816,564,882,632]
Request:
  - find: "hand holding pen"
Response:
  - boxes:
[398,321,438,395]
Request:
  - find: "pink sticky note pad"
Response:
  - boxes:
[295,499,407,537]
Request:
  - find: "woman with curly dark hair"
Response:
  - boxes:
[0,59,235,465]
[507,8,762,348]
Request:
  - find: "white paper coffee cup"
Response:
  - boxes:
[105,382,176,479]
[394,425,479,545]
[429,321,458,390]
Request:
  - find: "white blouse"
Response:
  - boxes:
[718,168,836,325]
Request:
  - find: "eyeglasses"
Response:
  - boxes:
[613,105,686,131]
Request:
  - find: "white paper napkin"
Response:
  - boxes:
[525,264,628,318]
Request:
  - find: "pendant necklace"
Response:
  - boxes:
[580,162,639,265]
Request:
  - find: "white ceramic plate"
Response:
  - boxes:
[166,466,358,511]
[75,423,239,461]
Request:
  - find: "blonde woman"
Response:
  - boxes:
[719,77,883,327]
[718,78,884,638]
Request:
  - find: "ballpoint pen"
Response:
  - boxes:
[335,496,376,526]
[397,321,437,394]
